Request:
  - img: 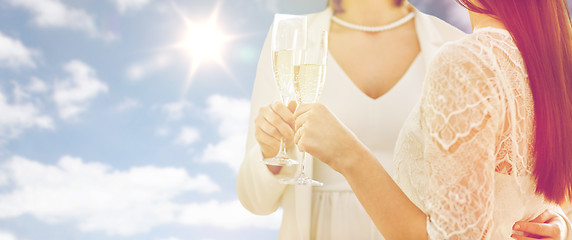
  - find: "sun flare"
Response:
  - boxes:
[183,21,226,63]
[172,3,234,95]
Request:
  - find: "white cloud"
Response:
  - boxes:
[0,172,7,186]
[53,60,108,120]
[0,155,220,235]
[110,0,153,13]
[26,77,48,93]
[6,0,115,40]
[127,55,171,81]
[10,81,30,103]
[160,100,192,121]
[0,87,54,143]
[0,31,38,69]
[115,97,140,112]
[201,95,250,172]
[179,199,282,230]
[156,126,170,137]
[205,95,250,137]
[0,155,280,235]
[0,230,17,240]
[175,126,200,146]
[202,134,245,173]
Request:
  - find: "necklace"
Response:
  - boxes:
[331,12,415,32]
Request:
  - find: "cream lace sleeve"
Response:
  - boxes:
[420,41,505,239]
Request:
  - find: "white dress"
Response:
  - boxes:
[310,50,425,240]
[394,27,570,239]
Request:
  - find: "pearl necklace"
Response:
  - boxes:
[331,12,415,32]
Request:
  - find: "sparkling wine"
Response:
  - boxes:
[294,64,326,104]
[272,49,296,102]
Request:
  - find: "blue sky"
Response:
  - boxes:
[0,0,568,240]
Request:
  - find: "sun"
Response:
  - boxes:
[172,3,234,95]
[182,21,229,65]
[183,22,226,63]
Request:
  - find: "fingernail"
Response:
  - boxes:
[513,224,520,230]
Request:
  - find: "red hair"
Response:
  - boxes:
[456,0,572,204]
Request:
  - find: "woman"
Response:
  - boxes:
[238,0,462,239]
[237,0,570,239]
[293,0,572,239]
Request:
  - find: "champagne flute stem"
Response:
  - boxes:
[300,152,308,176]
[278,138,288,157]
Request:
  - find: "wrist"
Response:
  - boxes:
[337,137,374,176]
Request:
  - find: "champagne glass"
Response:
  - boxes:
[263,14,307,166]
[280,31,328,186]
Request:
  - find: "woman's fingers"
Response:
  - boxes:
[257,104,294,140]
[513,221,559,238]
[513,209,564,239]
[293,104,329,153]
[255,115,280,141]
[254,122,282,158]
[294,125,304,150]
[264,113,294,140]
[293,105,315,148]
[270,102,295,139]
[271,102,295,126]
[294,103,313,119]
[510,234,543,240]
[295,112,310,132]
[255,126,280,146]
[530,209,554,223]
[287,101,297,113]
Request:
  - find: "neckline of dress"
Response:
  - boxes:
[318,8,426,102]
[327,51,422,102]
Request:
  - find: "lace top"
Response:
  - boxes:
[394,28,561,239]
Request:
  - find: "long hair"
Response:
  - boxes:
[456,0,572,204]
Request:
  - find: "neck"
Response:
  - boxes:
[332,0,410,26]
[468,8,506,31]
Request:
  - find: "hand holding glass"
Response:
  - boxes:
[280,31,328,186]
[263,14,307,166]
